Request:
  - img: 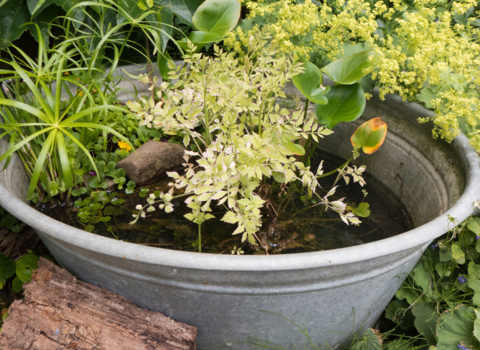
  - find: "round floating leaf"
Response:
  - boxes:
[292,61,329,105]
[89,178,100,189]
[315,83,366,129]
[72,187,87,197]
[350,117,387,154]
[347,203,370,217]
[192,0,240,36]
[321,50,374,85]
[437,305,479,350]
[104,206,117,216]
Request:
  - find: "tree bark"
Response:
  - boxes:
[0,258,197,350]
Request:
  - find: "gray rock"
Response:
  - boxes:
[116,141,185,186]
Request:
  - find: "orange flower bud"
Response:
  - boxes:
[350,117,387,154]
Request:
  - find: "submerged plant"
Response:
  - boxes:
[128,36,387,253]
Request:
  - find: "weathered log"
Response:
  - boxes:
[0,258,197,350]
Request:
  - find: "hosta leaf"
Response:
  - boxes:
[189,31,225,44]
[192,0,240,36]
[0,0,30,48]
[27,0,65,16]
[292,60,329,105]
[350,117,387,154]
[155,0,192,25]
[159,7,174,53]
[316,83,366,129]
[321,50,374,85]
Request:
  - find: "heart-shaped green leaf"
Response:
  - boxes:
[292,61,329,105]
[322,50,374,85]
[192,0,240,36]
[315,83,366,129]
[350,117,388,154]
[15,252,39,283]
[0,252,15,288]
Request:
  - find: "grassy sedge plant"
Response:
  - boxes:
[0,0,185,203]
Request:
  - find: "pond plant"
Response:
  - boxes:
[0,0,479,348]
[0,0,390,255]
[128,37,387,253]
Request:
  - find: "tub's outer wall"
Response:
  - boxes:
[1,68,480,349]
[34,231,424,349]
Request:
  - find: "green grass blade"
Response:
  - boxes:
[0,123,47,128]
[0,127,54,163]
[1,130,16,171]
[8,62,54,121]
[27,130,56,200]
[67,123,135,150]
[59,128,101,179]
[37,80,55,112]
[61,105,129,124]
[0,99,50,123]
[55,54,70,123]
[55,131,73,189]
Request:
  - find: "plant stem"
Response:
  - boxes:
[318,157,352,180]
[198,222,202,253]
[332,156,353,188]
[300,100,311,164]
[306,142,319,166]
[203,83,211,145]
[145,35,155,102]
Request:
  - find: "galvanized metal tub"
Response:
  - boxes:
[1,68,480,349]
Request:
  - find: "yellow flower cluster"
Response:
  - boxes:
[226,0,480,151]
